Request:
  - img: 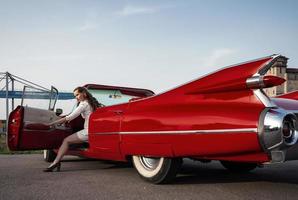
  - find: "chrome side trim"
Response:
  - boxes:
[94,128,258,135]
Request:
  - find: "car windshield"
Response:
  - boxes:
[63,88,139,115]
[88,89,137,106]
[21,86,57,110]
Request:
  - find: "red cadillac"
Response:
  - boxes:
[7,54,298,183]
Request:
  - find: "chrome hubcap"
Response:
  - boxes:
[139,157,161,170]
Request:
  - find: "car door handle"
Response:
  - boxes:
[113,110,123,115]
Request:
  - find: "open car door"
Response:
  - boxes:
[7,86,75,151]
[7,106,73,150]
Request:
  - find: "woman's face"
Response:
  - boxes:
[74,90,86,102]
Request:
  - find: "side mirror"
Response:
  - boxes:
[55,108,63,116]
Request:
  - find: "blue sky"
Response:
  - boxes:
[1,0,298,95]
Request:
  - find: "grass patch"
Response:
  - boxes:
[0,134,42,154]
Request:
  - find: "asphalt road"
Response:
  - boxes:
[1,154,298,200]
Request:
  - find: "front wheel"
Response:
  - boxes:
[220,161,257,173]
[132,156,182,184]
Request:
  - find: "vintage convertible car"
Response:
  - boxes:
[7,54,298,184]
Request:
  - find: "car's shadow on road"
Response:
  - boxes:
[174,160,298,185]
[59,158,133,171]
[59,157,298,185]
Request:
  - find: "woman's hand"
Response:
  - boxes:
[45,121,52,126]
[47,117,67,127]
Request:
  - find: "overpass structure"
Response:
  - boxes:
[0,72,73,134]
[0,90,74,99]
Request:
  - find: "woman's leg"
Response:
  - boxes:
[50,133,83,166]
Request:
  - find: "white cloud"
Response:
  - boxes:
[116,4,172,16]
[118,5,158,16]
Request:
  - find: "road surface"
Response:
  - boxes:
[1,154,298,200]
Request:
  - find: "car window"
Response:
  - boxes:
[88,89,137,106]
[66,89,138,114]
[21,86,52,110]
[48,86,58,111]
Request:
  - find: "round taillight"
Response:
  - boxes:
[282,121,292,138]
[282,117,298,146]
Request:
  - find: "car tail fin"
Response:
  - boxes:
[171,55,282,95]
[276,90,298,101]
[185,75,285,94]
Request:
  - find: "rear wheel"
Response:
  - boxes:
[43,150,57,162]
[220,161,257,172]
[132,156,182,184]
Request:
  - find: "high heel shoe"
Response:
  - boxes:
[43,162,61,172]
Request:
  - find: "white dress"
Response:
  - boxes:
[65,100,92,141]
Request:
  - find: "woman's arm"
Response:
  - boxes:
[65,102,87,121]
[47,101,88,126]
[48,117,67,126]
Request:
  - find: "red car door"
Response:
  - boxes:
[88,106,123,157]
[7,106,73,151]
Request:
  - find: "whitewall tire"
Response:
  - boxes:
[132,156,182,184]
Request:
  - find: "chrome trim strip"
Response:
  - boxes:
[251,55,281,108]
[94,128,258,135]
[267,141,284,150]
[253,89,276,108]
[258,54,281,75]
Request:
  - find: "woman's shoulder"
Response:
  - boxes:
[79,100,89,107]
